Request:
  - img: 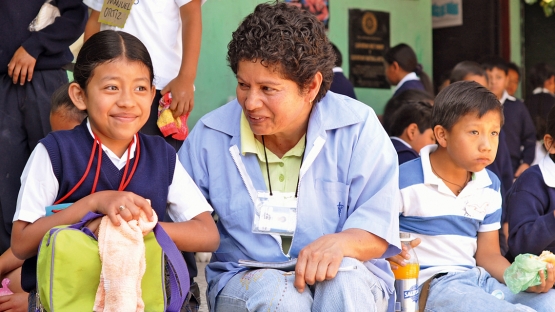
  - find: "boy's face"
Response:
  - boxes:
[486,68,508,99]
[506,68,520,96]
[441,110,501,173]
[410,128,435,153]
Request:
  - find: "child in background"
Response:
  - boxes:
[482,57,536,178]
[385,101,434,165]
[385,43,434,96]
[49,83,87,131]
[382,89,434,132]
[391,81,555,311]
[507,62,521,98]
[450,61,514,254]
[506,106,555,262]
[329,43,357,99]
[10,31,218,307]
[0,83,89,311]
[526,63,555,165]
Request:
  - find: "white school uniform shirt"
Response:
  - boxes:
[14,119,212,223]
[399,145,502,285]
[83,0,206,89]
[499,90,516,105]
[393,72,419,94]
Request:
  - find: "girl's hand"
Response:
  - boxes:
[89,191,153,226]
[0,293,29,312]
[526,264,555,293]
[387,238,421,270]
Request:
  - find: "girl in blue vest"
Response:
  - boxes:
[506,105,555,261]
[385,43,434,97]
[10,30,219,306]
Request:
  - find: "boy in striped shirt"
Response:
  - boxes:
[390,81,555,311]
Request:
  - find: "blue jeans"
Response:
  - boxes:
[214,257,388,312]
[424,267,555,312]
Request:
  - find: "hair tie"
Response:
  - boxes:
[415,64,423,76]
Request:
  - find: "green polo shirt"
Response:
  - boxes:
[240,112,305,254]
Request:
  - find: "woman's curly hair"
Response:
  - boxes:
[227,2,335,104]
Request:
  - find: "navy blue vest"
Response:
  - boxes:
[22,121,176,291]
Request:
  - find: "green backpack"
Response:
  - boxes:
[37,212,189,312]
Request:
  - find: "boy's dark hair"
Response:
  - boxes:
[384,43,434,95]
[50,83,87,123]
[450,61,488,83]
[331,43,342,67]
[480,56,508,75]
[227,2,334,104]
[507,62,521,78]
[529,62,555,89]
[382,89,434,132]
[74,30,154,92]
[388,101,433,137]
[432,81,503,131]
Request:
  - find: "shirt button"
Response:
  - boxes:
[279,174,285,182]
[279,163,284,167]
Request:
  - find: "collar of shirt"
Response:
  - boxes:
[539,153,555,187]
[499,90,516,105]
[533,87,552,95]
[86,118,137,170]
[332,67,343,73]
[419,144,492,193]
[239,112,305,162]
[393,72,419,93]
[391,136,412,149]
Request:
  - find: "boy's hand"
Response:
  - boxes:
[0,293,29,312]
[89,191,154,226]
[525,263,555,293]
[387,238,421,270]
[7,47,36,85]
[161,75,195,117]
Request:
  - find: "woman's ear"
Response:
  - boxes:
[434,125,448,148]
[307,72,323,103]
[68,83,87,111]
[544,134,555,154]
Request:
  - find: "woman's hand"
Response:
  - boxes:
[88,191,153,226]
[525,264,555,293]
[387,238,421,270]
[294,234,345,293]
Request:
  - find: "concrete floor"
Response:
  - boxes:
[196,260,209,312]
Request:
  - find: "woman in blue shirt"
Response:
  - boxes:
[179,3,401,311]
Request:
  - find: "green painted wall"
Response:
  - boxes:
[190,0,433,126]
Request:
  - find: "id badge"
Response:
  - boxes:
[253,191,297,236]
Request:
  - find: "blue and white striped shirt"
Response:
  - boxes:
[399,145,502,284]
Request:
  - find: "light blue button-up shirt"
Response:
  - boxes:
[179,91,402,310]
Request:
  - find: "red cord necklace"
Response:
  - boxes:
[54,133,141,205]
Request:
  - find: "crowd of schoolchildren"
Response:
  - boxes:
[2,0,555,311]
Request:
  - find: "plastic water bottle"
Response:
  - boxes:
[392,233,420,312]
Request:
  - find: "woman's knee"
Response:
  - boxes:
[217,269,312,312]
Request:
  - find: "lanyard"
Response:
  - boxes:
[54,133,141,205]
[261,135,306,198]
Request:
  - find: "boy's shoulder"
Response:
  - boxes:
[399,157,424,189]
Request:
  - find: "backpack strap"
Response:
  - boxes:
[153,224,190,312]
